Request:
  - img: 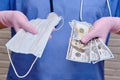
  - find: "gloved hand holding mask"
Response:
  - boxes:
[6,12,62,58]
[5,12,62,78]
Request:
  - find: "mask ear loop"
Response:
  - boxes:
[55,16,64,31]
[50,0,64,31]
[7,49,38,78]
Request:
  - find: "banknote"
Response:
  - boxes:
[66,20,114,64]
[95,39,114,62]
[90,39,100,63]
[69,20,91,40]
[66,39,91,63]
[66,20,91,63]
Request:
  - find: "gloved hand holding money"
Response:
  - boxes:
[66,20,114,64]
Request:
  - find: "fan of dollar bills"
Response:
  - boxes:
[66,20,114,64]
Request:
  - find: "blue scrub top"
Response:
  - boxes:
[0,0,9,10]
[1,0,119,80]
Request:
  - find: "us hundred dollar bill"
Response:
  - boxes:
[66,20,92,63]
[93,39,114,63]
[90,39,100,63]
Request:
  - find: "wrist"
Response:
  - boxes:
[0,22,6,29]
[109,17,120,33]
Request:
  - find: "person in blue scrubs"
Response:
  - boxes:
[1,0,119,80]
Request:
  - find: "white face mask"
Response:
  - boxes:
[6,12,62,78]
[6,12,62,57]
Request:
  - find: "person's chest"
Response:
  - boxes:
[12,0,113,23]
